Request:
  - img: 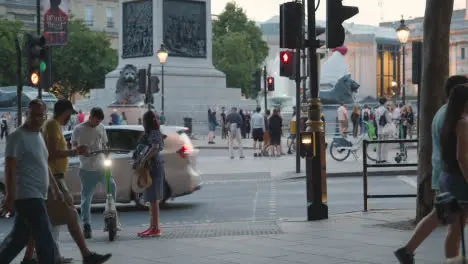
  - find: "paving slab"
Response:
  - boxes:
[11,209,450,264]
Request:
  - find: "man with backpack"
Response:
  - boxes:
[375,97,392,163]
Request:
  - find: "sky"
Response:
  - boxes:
[211,0,467,25]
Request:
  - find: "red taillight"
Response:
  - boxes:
[177,145,192,158]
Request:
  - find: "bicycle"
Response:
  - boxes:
[89,148,130,242]
[329,121,378,162]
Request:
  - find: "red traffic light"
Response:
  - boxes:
[280,51,291,64]
[268,77,274,84]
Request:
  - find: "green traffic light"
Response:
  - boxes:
[40,61,46,72]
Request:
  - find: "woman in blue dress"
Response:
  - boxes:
[136,110,165,237]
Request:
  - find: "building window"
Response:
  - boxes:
[376,44,399,98]
[106,7,114,28]
[84,5,93,27]
[462,48,466,60]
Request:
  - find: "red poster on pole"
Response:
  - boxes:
[43,0,68,46]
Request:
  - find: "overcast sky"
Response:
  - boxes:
[212,0,467,25]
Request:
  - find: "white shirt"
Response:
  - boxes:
[375,105,392,134]
[392,107,401,120]
[337,106,347,121]
[71,123,108,171]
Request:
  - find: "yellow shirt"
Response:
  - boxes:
[43,119,68,174]
[290,119,297,135]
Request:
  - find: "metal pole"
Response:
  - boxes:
[402,45,406,105]
[161,64,165,113]
[305,0,328,221]
[147,64,152,111]
[294,0,302,173]
[15,37,23,127]
[263,66,267,111]
[36,0,42,99]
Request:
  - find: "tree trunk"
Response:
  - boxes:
[417,0,454,222]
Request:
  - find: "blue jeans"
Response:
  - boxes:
[0,198,56,263]
[79,169,117,225]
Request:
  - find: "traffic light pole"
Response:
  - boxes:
[36,0,42,99]
[263,66,267,112]
[294,0,302,174]
[305,0,328,221]
[15,37,23,127]
[147,64,152,111]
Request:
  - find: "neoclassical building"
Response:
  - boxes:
[259,7,468,101]
[0,0,119,49]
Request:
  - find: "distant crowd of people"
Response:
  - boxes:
[206,105,303,158]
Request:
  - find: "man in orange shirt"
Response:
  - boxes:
[22,100,111,264]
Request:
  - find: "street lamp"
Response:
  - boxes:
[157,44,168,113]
[396,16,410,104]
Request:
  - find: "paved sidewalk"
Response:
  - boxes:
[196,146,418,178]
[12,210,448,263]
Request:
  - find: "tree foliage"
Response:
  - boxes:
[51,19,118,99]
[0,19,24,86]
[213,1,269,97]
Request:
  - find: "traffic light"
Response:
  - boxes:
[326,0,359,49]
[316,26,326,48]
[251,70,262,92]
[267,77,275,91]
[24,33,46,86]
[279,51,296,79]
[279,2,303,49]
[138,68,147,93]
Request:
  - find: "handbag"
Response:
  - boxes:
[131,137,153,193]
[132,165,152,193]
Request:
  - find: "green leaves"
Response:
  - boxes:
[0,18,117,99]
[0,19,23,86]
[51,19,117,99]
[212,1,269,98]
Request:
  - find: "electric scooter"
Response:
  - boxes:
[89,148,129,241]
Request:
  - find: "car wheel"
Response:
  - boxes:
[132,192,148,209]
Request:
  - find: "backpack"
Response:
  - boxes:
[362,110,370,121]
[378,111,387,127]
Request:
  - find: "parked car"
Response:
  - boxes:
[0,125,202,209]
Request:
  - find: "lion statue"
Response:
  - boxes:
[310,74,360,104]
[115,64,144,104]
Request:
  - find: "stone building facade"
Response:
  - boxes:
[0,0,119,49]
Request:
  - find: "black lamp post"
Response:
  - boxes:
[396,16,410,104]
[157,44,168,113]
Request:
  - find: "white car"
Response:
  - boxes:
[0,125,201,209]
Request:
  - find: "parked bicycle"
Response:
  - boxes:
[329,121,378,162]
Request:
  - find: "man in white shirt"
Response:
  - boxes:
[250,107,265,157]
[71,107,117,239]
[375,97,392,163]
[337,104,348,136]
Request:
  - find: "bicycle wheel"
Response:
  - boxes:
[329,141,351,161]
[366,141,378,162]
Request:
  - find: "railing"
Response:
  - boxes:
[362,138,419,211]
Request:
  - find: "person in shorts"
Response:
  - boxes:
[250,107,265,157]
[287,115,297,154]
[22,100,112,264]
[394,75,468,263]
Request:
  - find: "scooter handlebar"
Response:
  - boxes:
[89,149,131,156]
